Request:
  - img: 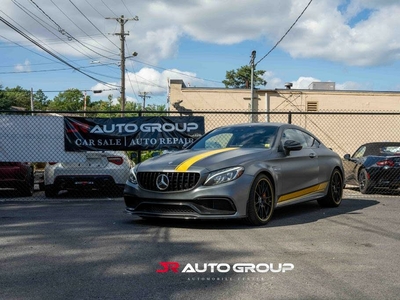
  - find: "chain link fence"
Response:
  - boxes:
[1,110,400,199]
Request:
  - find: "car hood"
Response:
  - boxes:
[137,147,272,172]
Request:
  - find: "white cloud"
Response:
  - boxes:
[124,68,203,97]
[14,59,31,72]
[3,1,399,67]
[2,0,400,96]
[336,81,364,90]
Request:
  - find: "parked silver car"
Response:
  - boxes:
[44,151,133,197]
[124,123,344,226]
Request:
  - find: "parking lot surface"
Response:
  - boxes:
[1,189,399,300]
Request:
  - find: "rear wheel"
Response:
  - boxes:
[20,171,34,197]
[359,169,372,194]
[246,174,275,226]
[318,168,343,207]
[45,185,58,197]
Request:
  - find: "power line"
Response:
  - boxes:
[255,0,313,66]
[130,58,224,85]
[0,33,60,64]
[101,0,118,17]
[68,0,120,50]
[10,1,99,62]
[49,0,118,56]
[0,62,118,74]
[0,15,119,88]
[29,0,119,61]
[120,0,135,19]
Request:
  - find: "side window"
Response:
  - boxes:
[281,129,307,148]
[353,146,366,158]
[299,131,320,148]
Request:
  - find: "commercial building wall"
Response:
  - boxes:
[169,79,400,155]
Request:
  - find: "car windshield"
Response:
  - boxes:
[190,125,278,150]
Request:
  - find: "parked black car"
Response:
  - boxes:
[343,142,400,194]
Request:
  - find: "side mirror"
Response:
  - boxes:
[283,140,302,155]
[343,154,351,160]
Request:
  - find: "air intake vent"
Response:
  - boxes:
[307,101,318,112]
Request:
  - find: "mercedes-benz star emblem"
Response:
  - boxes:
[156,174,169,191]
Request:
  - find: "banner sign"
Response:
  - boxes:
[64,116,205,151]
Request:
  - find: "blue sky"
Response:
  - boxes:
[1,0,400,107]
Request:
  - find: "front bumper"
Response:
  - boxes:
[53,175,121,191]
[123,174,254,219]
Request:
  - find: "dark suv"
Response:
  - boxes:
[0,162,34,196]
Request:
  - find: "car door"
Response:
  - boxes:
[343,145,366,184]
[277,128,319,199]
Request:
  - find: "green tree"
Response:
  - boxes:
[0,85,13,110]
[222,65,267,88]
[3,86,31,109]
[47,88,85,111]
[33,89,49,110]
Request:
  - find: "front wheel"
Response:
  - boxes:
[246,174,275,226]
[359,169,372,194]
[318,168,343,207]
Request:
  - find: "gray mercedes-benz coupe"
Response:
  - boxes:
[124,123,344,226]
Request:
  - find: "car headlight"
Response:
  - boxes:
[204,166,244,186]
[128,165,139,184]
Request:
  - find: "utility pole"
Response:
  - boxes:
[139,92,151,111]
[83,91,87,117]
[250,50,256,123]
[106,15,138,117]
[30,88,34,115]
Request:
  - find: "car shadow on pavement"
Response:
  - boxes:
[267,198,379,228]
[52,190,123,199]
[127,198,380,230]
[345,186,400,196]
[0,189,24,198]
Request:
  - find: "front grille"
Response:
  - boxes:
[139,204,196,214]
[137,172,200,191]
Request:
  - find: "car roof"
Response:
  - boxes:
[217,122,314,134]
[362,142,400,147]
[219,122,290,129]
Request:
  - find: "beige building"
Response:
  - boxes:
[169,80,400,156]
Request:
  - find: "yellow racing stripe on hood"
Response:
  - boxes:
[175,148,237,171]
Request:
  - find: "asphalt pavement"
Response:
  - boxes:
[0,188,399,300]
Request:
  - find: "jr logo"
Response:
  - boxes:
[156,262,180,273]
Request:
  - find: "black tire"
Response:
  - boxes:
[246,174,275,226]
[359,169,372,194]
[20,171,34,197]
[45,185,58,198]
[318,168,343,207]
[107,187,123,197]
